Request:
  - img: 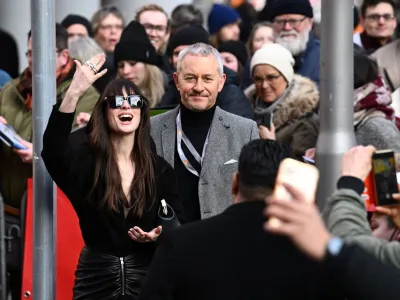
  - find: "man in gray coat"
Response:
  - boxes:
[151,43,258,222]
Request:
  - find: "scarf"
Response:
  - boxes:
[353,77,395,127]
[17,57,75,110]
[253,81,295,129]
[360,31,392,54]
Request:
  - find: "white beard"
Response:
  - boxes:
[275,29,310,56]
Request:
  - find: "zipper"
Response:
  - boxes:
[120,257,125,295]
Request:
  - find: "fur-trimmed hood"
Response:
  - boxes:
[246,74,319,130]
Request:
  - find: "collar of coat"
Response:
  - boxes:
[273,75,319,130]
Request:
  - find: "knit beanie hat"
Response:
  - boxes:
[269,0,313,21]
[61,14,93,37]
[167,25,210,57]
[114,21,159,66]
[250,43,295,83]
[218,40,248,67]
[208,4,240,35]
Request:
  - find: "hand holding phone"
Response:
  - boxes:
[268,158,319,228]
[0,123,27,150]
[259,123,275,140]
[258,112,273,130]
[372,150,399,207]
[302,156,315,165]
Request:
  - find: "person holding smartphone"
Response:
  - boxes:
[313,146,400,268]
[245,43,320,159]
[264,172,400,300]
[41,53,185,299]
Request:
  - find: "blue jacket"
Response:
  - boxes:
[0,69,11,89]
[295,35,320,87]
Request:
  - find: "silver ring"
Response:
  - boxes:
[85,61,98,74]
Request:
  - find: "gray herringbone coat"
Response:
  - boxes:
[151,106,259,219]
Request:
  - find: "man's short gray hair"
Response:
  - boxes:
[176,43,224,77]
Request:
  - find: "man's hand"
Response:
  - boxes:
[13,139,33,164]
[375,184,400,228]
[0,116,7,124]
[264,182,331,261]
[341,145,376,181]
[128,226,162,243]
[259,124,276,140]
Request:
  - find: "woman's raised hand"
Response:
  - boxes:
[69,53,107,97]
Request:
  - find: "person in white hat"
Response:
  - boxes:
[245,43,320,160]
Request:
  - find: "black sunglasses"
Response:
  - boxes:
[105,95,144,109]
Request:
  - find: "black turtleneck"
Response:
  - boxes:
[174,103,216,222]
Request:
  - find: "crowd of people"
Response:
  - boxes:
[1,0,400,299]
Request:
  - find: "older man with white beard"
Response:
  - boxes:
[269,0,320,86]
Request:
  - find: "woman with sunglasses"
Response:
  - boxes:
[42,53,185,300]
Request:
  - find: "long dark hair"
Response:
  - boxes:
[86,78,156,217]
[354,52,380,89]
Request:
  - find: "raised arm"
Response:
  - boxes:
[59,54,107,113]
[41,54,107,205]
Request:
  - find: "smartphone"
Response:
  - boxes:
[257,112,274,130]
[372,150,399,207]
[268,158,319,227]
[0,123,27,150]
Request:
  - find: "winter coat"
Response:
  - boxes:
[246,74,319,158]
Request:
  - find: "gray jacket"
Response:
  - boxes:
[151,106,259,219]
[324,188,400,268]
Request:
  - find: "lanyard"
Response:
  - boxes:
[176,110,210,177]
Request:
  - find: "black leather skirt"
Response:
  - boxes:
[73,247,149,300]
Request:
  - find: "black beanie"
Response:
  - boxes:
[269,0,313,21]
[218,40,248,67]
[114,21,159,67]
[167,25,210,57]
[61,14,93,37]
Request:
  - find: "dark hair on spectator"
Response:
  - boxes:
[354,52,380,89]
[28,23,68,51]
[170,4,203,34]
[238,139,294,201]
[236,2,258,43]
[361,0,395,18]
[86,78,156,217]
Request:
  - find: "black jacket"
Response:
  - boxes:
[139,201,337,300]
[323,243,400,300]
[159,67,254,120]
[42,105,185,258]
